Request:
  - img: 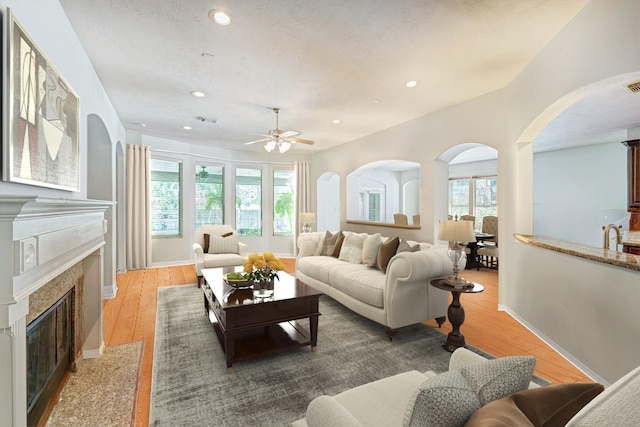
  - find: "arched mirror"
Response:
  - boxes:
[346,160,420,226]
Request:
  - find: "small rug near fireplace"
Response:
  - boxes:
[47,341,143,427]
[150,284,549,426]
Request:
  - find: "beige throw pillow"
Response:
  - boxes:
[208,233,239,254]
[338,232,367,264]
[362,233,383,267]
[321,231,340,256]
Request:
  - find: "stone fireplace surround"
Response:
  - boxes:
[0,197,112,426]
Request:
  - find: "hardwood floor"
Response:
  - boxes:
[106,261,590,427]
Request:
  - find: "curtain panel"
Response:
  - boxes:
[126,144,152,269]
[295,161,311,255]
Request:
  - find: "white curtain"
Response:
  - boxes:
[295,161,312,255]
[126,144,152,269]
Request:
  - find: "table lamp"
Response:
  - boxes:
[300,212,316,233]
[438,219,476,288]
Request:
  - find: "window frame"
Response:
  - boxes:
[150,156,183,238]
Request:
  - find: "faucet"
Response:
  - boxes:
[602,224,622,250]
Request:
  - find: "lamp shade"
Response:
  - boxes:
[438,220,476,243]
[299,212,316,224]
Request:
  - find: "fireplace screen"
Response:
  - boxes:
[26,289,73,426]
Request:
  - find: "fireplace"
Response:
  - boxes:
[0,197,112,426]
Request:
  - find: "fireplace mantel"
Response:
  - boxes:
[0,196,113,427]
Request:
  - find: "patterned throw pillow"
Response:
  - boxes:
[396,238,420,254]
[207,233,239,254]
[402,370,481,427]
[459,356,537,406]
[321,231,341,256]
[338,232,367,264]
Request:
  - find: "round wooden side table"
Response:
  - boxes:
[430,279,484,352]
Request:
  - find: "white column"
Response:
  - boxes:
[0,319,27,427]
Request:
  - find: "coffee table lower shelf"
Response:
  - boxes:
[209,317,315,370]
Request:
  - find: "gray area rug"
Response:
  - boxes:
[150,284,545,426]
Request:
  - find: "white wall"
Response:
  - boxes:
[534,142,628,248]
[309,0,640,384]
[0,2,125,200]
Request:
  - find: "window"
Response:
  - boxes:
[448,176,497,228]
[151,158,182,236]
[235,167,262,236]
[358,190,383,221]
[195,164,224,230]
[273,169,295,236]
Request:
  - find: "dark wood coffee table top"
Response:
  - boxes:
[201,266,322,372]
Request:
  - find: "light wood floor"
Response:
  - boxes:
[106,261,590,427]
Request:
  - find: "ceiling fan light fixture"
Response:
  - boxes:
[209,9,231,25]
[264,140,277,152]
[278,141,292,153]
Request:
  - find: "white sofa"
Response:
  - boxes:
[296,231,461,340]
[293,347,640,427]
[193,224,248,286]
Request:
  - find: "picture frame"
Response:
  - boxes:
[2,8,80,191]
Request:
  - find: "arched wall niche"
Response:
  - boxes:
[345,160,420,225]
[86,113,117,299]
[316,172,340,232]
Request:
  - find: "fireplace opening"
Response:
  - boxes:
[26,289,74,426]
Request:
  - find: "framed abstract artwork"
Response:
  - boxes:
[2,8,80,191]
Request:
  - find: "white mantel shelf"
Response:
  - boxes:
[0,196,113,427]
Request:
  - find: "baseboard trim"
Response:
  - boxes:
[103,282,118,300]
[498,304,608,386]
[83,341,105,359]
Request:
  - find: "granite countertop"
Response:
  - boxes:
[514,234,640,272]
[622,231,640,247]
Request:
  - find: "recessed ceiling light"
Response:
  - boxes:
[406,80,418,88]
[208,9,231,25]
[373,99,382,103]
[183,125,192,130]
[191,91,206,98]
[333,119,341,124]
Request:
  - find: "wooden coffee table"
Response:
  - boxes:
[201,267,322,373]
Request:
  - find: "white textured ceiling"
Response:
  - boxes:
[56,0,635,157]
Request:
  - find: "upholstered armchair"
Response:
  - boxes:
[193,224,248,286]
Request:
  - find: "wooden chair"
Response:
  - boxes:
[477,216,498,269]
[393,213,408,225]
[412,214,420,225]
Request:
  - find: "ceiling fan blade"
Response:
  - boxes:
[244,138,272,145]
[281,130,300,138]
[287,137,315,145]
[249,133,271,138]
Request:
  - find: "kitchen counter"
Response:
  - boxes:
[514,234,640,272]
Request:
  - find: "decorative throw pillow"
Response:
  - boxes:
[203,233,211,253]
[207,233,239,254]
[464,382,604,427]
[331,232,346,258]
[396,238,421,254]
[339,232,367,264]
[459,355,537,406]
[362,233,383,267]
[377,236,400,273]
[300,238,323,257]
[321,231,340,256]
[402,370,481,427]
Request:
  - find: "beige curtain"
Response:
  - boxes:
[126,144,152,269]
[295,161,311,255]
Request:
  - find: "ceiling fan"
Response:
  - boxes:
[244,108,314,153]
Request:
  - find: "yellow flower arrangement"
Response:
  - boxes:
[243,252,286,283]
